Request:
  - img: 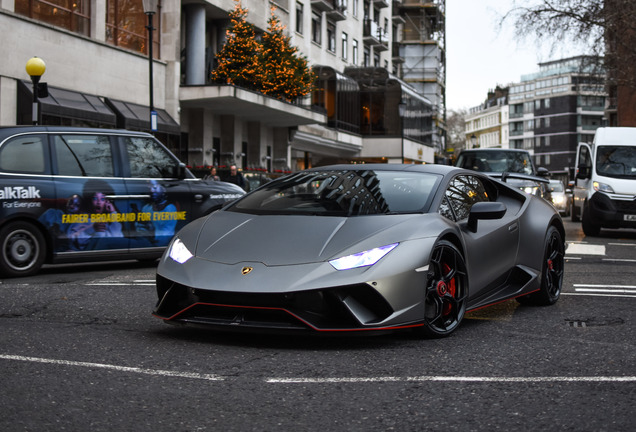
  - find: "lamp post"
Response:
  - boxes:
[25,57,46,125]
[398,99,407,163]
[143,0,159,132]
[470,133,477,149]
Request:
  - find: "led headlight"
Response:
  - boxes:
[168,238,193,264]
[329,243,398,271]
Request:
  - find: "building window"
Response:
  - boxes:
[296,2,303,34]
[312,12,322,45]
[523,101,534,113]
[353,0,358,17]
[341,32,348,60]
[363,47,370,66]
[352,39,359,65]
[15,0,91,36]
[545,98,551,108]
[106,0,160,57]
[373,52,380,67]
[327,22,336,53]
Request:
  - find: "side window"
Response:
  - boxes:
[54,135,114,177]
[579,145,591,168]
[443,175,490,221]
[439,196,455,221]
[0,135,46,174]
[124,137,178,178]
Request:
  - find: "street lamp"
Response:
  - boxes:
[143,0,159,132]
[398,99,407,163]
[470,133,477,149]
[25,57,46,125]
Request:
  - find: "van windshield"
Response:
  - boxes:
[596,146,636,179]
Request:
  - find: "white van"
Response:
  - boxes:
[572,127,636,236]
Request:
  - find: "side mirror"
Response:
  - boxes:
[467,202,507,233]
[536,167,550,177]
[576,165,590,180]
[175,162,187,179]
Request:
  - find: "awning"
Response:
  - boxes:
[105,98,181,135]
[19,80,116,125]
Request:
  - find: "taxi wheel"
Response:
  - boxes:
[0,221,46,277]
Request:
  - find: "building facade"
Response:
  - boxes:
[465,56,606,180]
[1,0,447,176]
[464,87,509,150]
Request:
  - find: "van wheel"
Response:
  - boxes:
[581,204,601,237]
[571,203,580,222]
[0,221,46,277]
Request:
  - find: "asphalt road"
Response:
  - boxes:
[1,220,634,431]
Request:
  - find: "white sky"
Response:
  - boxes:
[445,0,583,111]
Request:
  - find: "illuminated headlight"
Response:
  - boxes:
[552,195,564,204]
[522,186,539,195]
[168,238,193,264]
[593,181,615,193]
[329,243,398,271]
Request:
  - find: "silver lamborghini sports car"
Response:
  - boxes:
[153,164,565,338]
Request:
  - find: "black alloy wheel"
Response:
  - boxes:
[517,225,564,306]
[0,221,46,277]
[418,240,468,338]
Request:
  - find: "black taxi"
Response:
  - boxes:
[0,126,245,277]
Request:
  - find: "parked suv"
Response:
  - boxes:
[455,148,550,198]
[0,126,245,277]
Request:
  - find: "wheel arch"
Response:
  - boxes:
[0,216,53,263]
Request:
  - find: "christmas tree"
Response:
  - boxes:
[258,8,315,102]
[210,0,261,90]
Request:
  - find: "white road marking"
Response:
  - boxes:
[2,354,633,384]
[562,293,636,298]
[574,284,636,289]
[85,283,155,286]
[608,242,636,246]
[266,376,636,384]
[0,354,223,381]
[566,243,606,255]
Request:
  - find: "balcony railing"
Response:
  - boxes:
[363,20,389,50]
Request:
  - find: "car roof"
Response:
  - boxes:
[458,148,530,154]
[308,163,461,176]
[0,126,153,140]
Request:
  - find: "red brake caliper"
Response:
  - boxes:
[437,263,456,316]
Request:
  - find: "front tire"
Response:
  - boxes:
[0,221,46,277]
[517,226,564,306]
[582,203,601,236]
[416,240,468,338]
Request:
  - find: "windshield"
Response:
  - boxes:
[457,151,534,175]
[227,170,441,216]
[596,146,636,179]
[549,181,564,192]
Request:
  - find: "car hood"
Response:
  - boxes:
[191,211,428,266]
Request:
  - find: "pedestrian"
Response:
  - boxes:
[225,164,246,190]
[204,166,220,181]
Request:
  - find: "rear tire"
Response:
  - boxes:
[416,240,468,338]
[0,221,46,277]
[517,226,564,306]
